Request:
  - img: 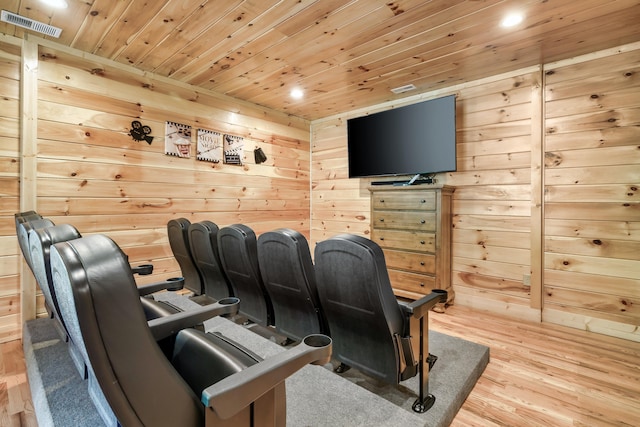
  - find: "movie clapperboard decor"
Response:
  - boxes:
[196,129,223,163]
[223,134,244,165]
[165,121,192,158]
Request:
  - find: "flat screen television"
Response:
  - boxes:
[347,94,456,182]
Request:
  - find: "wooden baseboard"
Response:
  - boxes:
[453,289,541,323]
[543,308,640,343]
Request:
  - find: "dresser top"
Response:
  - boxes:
[368,183,455,194]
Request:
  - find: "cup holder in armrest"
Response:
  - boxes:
[132,264,154,275]
[166,277,184,291]
[217,297,240,306]
[303,334,332,366]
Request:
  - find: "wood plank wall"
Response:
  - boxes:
[1,34,638,343]
[311,69,541,323]
[0,39,22,342]
[542,48,640,339]
[311,44,640,340]
[0,36,310,342]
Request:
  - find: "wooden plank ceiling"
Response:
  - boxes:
[2,0,640,120]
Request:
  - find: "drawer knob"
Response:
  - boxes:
[380,199,385,203]
[420,199,426,203]
[380,237,384,241]
[420,262,425,266]
[379,218,384,222]
[420,219,425,224]
[420,240,425,244]
[419,282,425,287]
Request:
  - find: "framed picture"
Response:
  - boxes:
[196,129,223,163]
[223,134,244,165]
[165,121,192,158]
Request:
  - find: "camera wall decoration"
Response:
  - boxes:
[129,120,154,144]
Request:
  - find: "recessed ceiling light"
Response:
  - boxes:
[41,0,68,9]
[501,13,524,28]
[290,88,304,100]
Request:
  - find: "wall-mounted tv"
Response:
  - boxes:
[347,94,456,181]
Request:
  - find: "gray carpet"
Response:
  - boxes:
[23,293,489,426]
[166,293,491,427]
[23,317,104,427]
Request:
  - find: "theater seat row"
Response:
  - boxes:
[15,211,332,426]
[167,218,448,412]
[167,218,329,343]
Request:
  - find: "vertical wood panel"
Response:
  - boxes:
[543,48,640,339]
[19,37,38,324]
[0,37,23,342]
[530,69,544,311]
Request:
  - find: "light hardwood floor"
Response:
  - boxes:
[1,306,638,426]
[0,339,37,426]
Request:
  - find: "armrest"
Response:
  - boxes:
[138,277,184,296]
[202,334,332,420]
[400,290,448,320]
[131,264,154,275]
[147,297,239,341]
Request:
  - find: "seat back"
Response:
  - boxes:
[314,234,405,384]
[217,224,273,326]
[167,218,203,295]
[15,211,41,238]
[28,224,82,335]
[188,221,233,301]
[50,235,204,427]
[257,228,327,341]
[16,216,54,272]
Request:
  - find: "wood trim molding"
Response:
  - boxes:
[19,35,38,323]
[543,40,640,70]
[530,68,544,313]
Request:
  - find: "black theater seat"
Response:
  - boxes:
[314,233,448,413]
[188,220,233,303]
[217,224,274,327]
[50,234,332,426]
[167,217,204,295]
[257,228,328,342]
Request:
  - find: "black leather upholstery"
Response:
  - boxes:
[217,224,274,326]
[167,218,203,295]
[188,220,233,301]
[50,234,333,426]
[257,228,328,341]
[171,330,259,395]
[314,233,405,383]
[314,233,447,413]
[51,235,206,426]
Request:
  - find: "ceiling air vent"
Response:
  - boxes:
[1,10,62,38]
[390,84,417,94]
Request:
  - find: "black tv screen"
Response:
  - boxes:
[347,94,456,179]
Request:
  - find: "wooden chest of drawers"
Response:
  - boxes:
[369,185,454,309]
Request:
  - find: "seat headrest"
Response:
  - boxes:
[17,218,55,269]
[28,224,82,310]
